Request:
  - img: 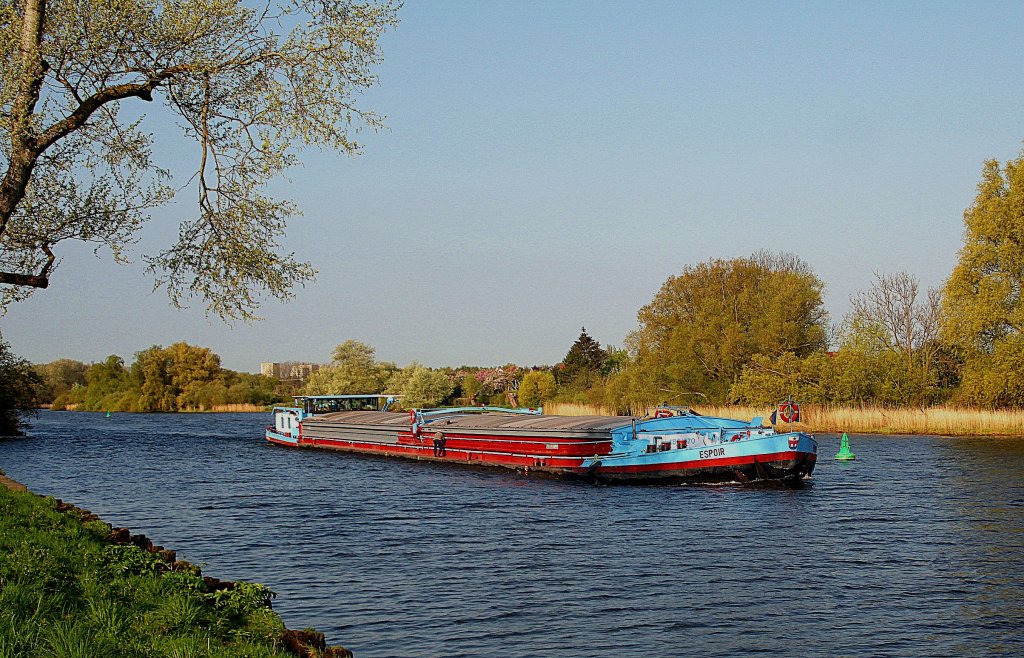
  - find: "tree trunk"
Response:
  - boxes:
[0,0,48,287]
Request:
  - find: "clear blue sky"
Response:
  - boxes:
[5,1,1024,371]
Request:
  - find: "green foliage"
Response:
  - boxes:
[558,328,608,391]
[209,582,275,619]
[305,340,397,395]
[61,355,137,411]
[0,486,297,657]
[460,375,482,403]
[731,349,937,407]
[603,365,663,415]
[50,343,283,412]
[1,0,400,320]
[33,359,87,404]
[518,370,556,408]
[133,343,223,411]
[101,544,168,576]
[956,335,1024,407]
[941,153,1024,406]
[0,335,42,435]
[387,363,453,408]
[615,252,829,406]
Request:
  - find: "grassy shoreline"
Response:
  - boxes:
[0,474,350,658]
[544,402,1024,437]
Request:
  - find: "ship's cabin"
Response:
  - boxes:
[292,395,397,416]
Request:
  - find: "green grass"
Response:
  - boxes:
[0,485,313,658]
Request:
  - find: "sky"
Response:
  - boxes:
[5,1,1024,372]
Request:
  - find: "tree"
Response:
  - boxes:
[0,334,41,434]
[304,339,395,395]
[623,252,828,404]
[133,346,176,411]
[126,342,223,410]
[62,353,138,411]
[55,343,280,411]
[460,374,482,403]
[731,348,933,408]
[165,342,222,409]
[832,271,944,405]
[518,370,556,408]
[941,153,1024,406]
[395,364,452,408]
[847,271,941,376]
[559,328,608,390]
[331,340,379,372]
[34,357,86,402]
[1,0,399,319]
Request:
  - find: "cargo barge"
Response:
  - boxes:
[266,395,817,484]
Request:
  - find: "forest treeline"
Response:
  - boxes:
[36,344,283,412]
[15,151,1024,418]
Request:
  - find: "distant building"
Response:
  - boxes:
[260,361,321,384]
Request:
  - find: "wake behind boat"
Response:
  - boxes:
[265,395,817,484]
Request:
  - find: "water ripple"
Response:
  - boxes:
[2,412,1023,657]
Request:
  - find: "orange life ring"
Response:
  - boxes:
[778,401,800,424]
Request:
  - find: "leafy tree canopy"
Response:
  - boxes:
[731,348,936,408]
[389,363,452,408]
[34,357,86,402]
[942,154,1024,351]
[133,342,222,411]
[518,369,555,408]
[304,339,395,395]
[1,0,399,319]
[53,343,280,411]
[942,153,1024,405]
[625,251,828,404]
[0,333,41,434]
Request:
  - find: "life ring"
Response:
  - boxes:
[653,408,673,419]
[778,401,800,424]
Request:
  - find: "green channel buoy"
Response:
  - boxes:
[105,411,111,418]
[834,433,856,460]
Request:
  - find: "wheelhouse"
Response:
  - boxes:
[270,395,398,438]
[295,394,397,415]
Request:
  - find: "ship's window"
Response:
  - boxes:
[646,444,657,453]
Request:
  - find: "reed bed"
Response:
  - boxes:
[207,403,271,413]
[543,402,1024,436]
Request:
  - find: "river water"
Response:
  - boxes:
[2,411,1023,657]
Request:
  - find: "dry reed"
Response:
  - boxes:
[206,403,270,413]
[543,402,1024,436]
[180,403,270,412]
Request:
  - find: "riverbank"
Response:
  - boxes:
[0,473,350,658]
[45,402,272,412]
[544,402,1024,436]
